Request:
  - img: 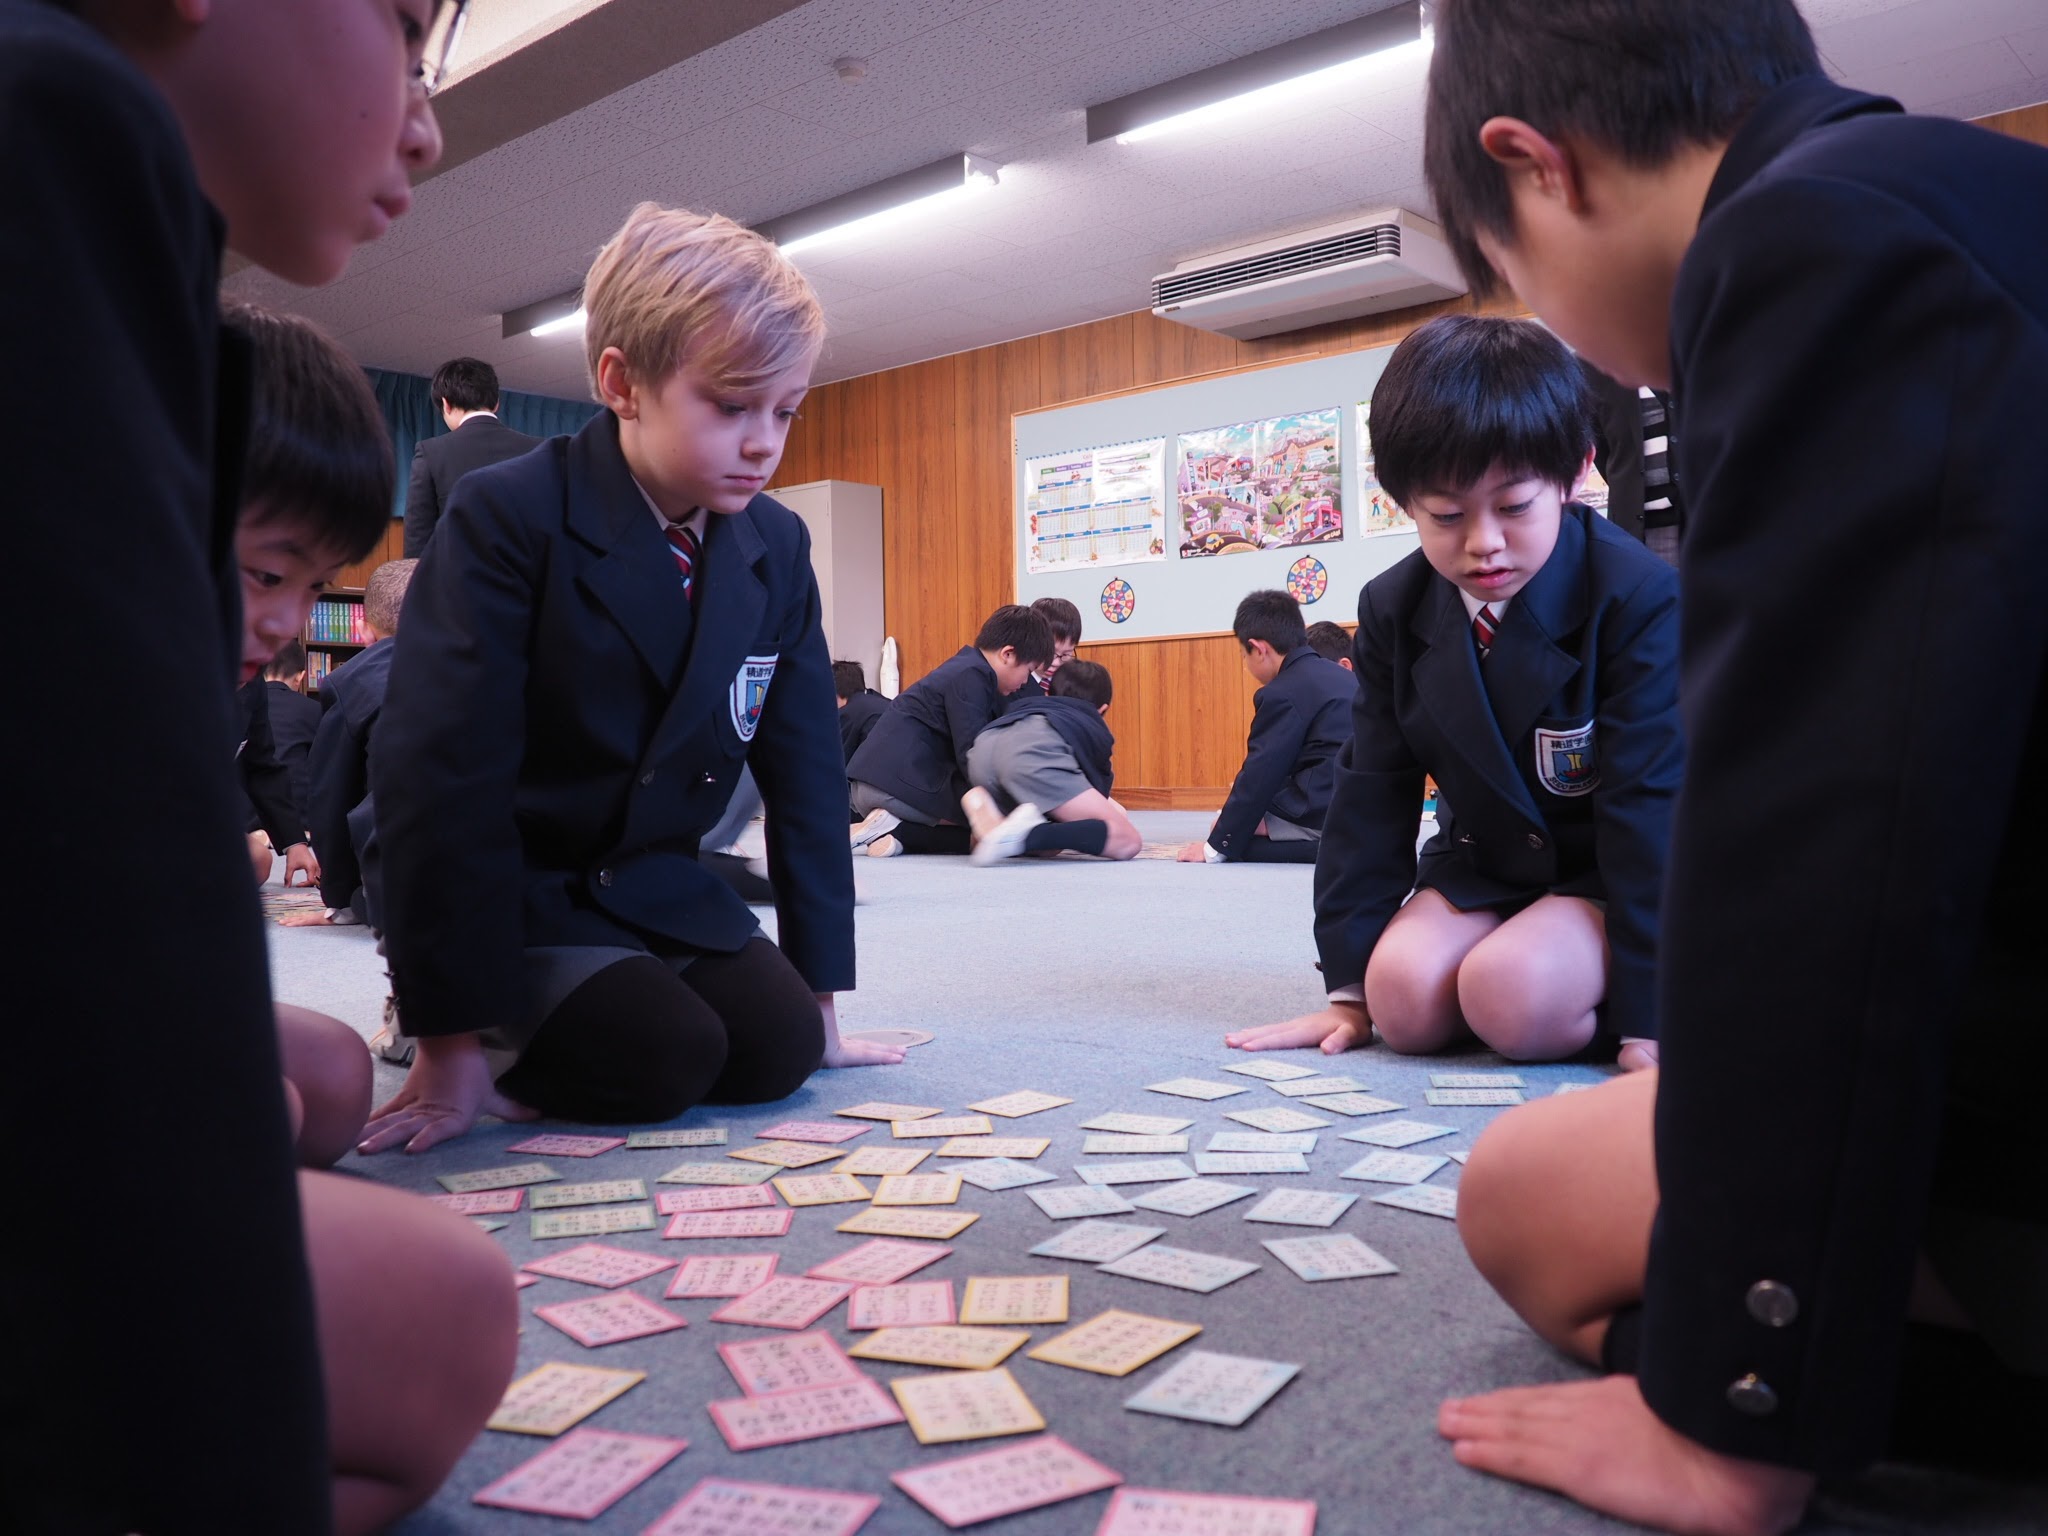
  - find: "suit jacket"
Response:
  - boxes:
[846,646,1006,823]
[237,675,304,845]
[0,2,329,1526]
[838,688,887,764]
[307,636,394,919]
[264,678,321,811]
[1587,365,1648,541]
[402,412,542,558]
[1641,77,2048,1473]
[1314,505,1680,1041]
[374,410,856,1043]
[1210,646,1356,859]
[978,693,1115,797]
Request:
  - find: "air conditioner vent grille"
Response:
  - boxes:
[1153,222,1402,306]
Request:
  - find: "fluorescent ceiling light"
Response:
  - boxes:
[755,154,1000,258]
[501,289,583,341]
[529,307,586,337]
[1087,4,1430,147]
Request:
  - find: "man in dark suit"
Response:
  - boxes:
[402,356,540,557]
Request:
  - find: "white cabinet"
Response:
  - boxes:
[770,479,885,682]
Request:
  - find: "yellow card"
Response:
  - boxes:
[1027,1310,1203,1377]
[847,1326,1030,1370]
[837,1207,981,1239]
[485,1362,645,1435]
[730,1141,843,1169]
[890,1367,1046,1445]
[959,1275,1070,1325]
[933,1136,1051,1160]
[872,1174,963,1207]
[772,1173,873,1207]
[832,1146,931,1177]
[891,1116,993,1140]
[967,1091,1074,1119]
[836,1102,945,1122]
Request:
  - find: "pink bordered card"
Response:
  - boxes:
[891,1435,1121,1528]
[707,1377,904,1451]
[665,1253,779,1300]
[641,1477,880,1536]
[470,1427,685,1518]
[847,1280,956,1330]
[805,1238,951,1286]
[756,1120,869,1144]
[519,1244,677,1290]
[664,1209,793,1240]
[533,1291,688,1348]
[1093,1488,1317,1534]
[505,1133,628,1158]
[709,1276,853,1330]
[716,1330,865,1396]
[655,1185,779,1217]
[429,1188,525,1215]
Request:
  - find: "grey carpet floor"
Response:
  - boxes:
[267,812,2047,1535]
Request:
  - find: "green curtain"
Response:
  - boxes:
[366,367,601,521]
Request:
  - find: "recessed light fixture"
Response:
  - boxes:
[1087,4,1431,146]
[755,153,1001,257]
[501,290,584,341]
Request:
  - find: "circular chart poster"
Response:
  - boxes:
[1099,577,1137,624]
[1286,555,1329,606]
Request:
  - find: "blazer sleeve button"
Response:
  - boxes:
[1746,1280,1799,1327]
[1725,1374,1779,1417]
[1526,832,1546,850]
[597,868,614,887]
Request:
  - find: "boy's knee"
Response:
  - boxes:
[1455,1106,1547,1276]
[1458,947,1594,1060]
[1364,953,1451,1053]
[1103,822,1143,860]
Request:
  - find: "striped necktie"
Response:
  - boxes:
[665,522,701,601]
[1472,602,1498,659]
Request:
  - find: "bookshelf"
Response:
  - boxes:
[305,588,368,693]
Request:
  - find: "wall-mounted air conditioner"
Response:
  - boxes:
[1151,208,1466,340]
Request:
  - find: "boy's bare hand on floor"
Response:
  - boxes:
[1226,1002,1368,1054]
[816,995,905,1068]
[357,1034,537,1155]
[280,842,321,887]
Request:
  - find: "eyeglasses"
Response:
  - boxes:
[415,0,472,95]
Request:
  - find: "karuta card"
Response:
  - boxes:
[731,1141,845,1170]
[934,1136,1051,1160]
[945,1158,1056,1191]
[1096,1246,1261,1295]
[1243,1188,1358,1227]
[1224,1106,1332,1133]
[534,1291,689,1348]
[505,1133,626,1158]
[1077,1158,1196,1187]
[514,1274,542,1290]
[520,1243,677,1289]
[1338,1150,1449,1185]
[472,1217,511,1233]
[656,1185,778,1216]
[472,1428,685,1518]
[1124,1351,1300,1427]
[891,1115,993,1139]
[1144,1078,1247,1101]
[836,1102,944,1122]
[708,1376,904,1451]
[959,1274,1069,1325]
[1446,1148,1471,1164]
[1555,1080,1601,1095]
[1426,1087,1526,1106]
[1268,1075,1368,1098]
[771,1173,872,1207]
[966,1090,1073,1119]
[1026,1184,1136,1220]
[626,1127,727,1149]
[1129,1179,1258,1217]
[1193,1152,1310,1175]
[892,1367,1045,1444]
[1262,1234,1399,1282]
[710,1275,855,1330]
[642,1477,879,1536]
[531,1206,657,1240]
[1096,1488,1317,1536]
[832,1145,930,1177]
[664,1209,794,1240]
[1220,1058,1323,1082]
[807,1237,952,1285]
[1371,1184,1460,1219]
[757,1119,869,1144]
[486,1362,646,1436]
[1081,1112,1193,1136]
[717,1330,864,1396]
[437,1161,558,1194]
[530,1178,648,1210]
[1207,1131,1317,1154]
[429,1188,525,1215]
[1083,1134,1190,1155]
[847,1280,955,1330]
[666,1253,779,1299]
[891,1435,1122,1529]
[1341,1119,1457,1149]
[1298,1093,1403,1117]
[872,1173,963,1206]
[847,1325,1032,1370]
[1028,1310,1201,1377]
[837,1207,981,1240]
[1028,1221,1164,1264]
[1431,1071,1526,1088]
[658,1160,778,1186]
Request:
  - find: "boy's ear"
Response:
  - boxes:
[1567,447,1598,502]
[1477,117,1589,215]
[594,348,640,418]
[1097,703,1110,718]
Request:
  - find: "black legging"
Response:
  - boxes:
[1240,834,1320,863]
[497,937,824,1123]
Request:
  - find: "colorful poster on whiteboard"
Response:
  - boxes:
[1024,439,1168,573]
[1355,399,1415,539]
[1176,407,1342,558]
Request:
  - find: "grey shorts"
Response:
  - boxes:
[1263,811,1319,843]
[966,716,1092,815]
[849,780,940,826]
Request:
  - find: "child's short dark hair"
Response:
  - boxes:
[223,302,392,562]
[1369,315,1592,507]
[831,660,867,697]
[976,605,1056,668]
[364,559,418,637]
[1303,621,1351,664]
[1233,590,1308,655]
[1424,0,1821,294]
[265,639,308,679]
[1031,597,1083,647]
[1048,658,1112,709]
[430,356,502,413]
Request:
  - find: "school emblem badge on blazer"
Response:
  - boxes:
[731,654,778,742]
[1534,721,1599,797]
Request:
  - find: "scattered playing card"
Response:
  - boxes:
[1554,1081,1601,1095]
[487,1363,645,1436]
[772,1173,872,1208]
[429,1188,525,1215]
[1096,1488,1317,1535]
[531,1206,656,1240]
[945,1158,1057,1191]
[836,1102,944,1122]
[847,1326,1030,1370]
[1262,1234,1399,1282]
[530,1179,648,1210]
[642,1477,879,1536]
[520,1244,677,1289]
[871,1174,963,1206]
[1206,1132,1317,1154]
[837,1207,981,1240]
[655,1185,778,1216]
[891,1435,1122,1529]
[1096,1246,1261,1295]
[666,1253,779,1299]
[758,1120,869,1144]
[732,1141,845,1169]
[1268,1075,1368,1098]
[1298,1093,1404,1117]
[1080,1112,1194,1136]
[1026,1184,1137,1220]
[711,1276,855,1330]
[471,1427,685,1518]
[1082,1134,1190,1155]
[471,1217,511,1233]
[534,1291,689,1348]
[1192,1152,1309,1175]
[1430,1072,1523,1088]
[1128,1179,1258,1217]
[708,1377,904,1451]
[831,1146,930,1177]
[847,1280,955,1330]
[891,1116,993,1139]
[1340,1119,1456,1149]
[893,1367,1046,1445]
[718,1330,864,1396]
[505,1134,626,1158]
[1223,1106,1333,1133]
[1220,1058,1324,1082]
[959,1275,1069,1325]
[967,1090,1073,1118]
[1426,1087,1525,1106]
[437,1162,559,1194]
[1077,1158,1196,1187]
[513,1274,542,1290]
[664,1209,794,1240]
[1445,1148,1471,1164]
[1124,1351,1300,1427]
[657,1161,778,1186]
[1027,1310,1202,1377]
[1028,1221,1165,1264]
[1145,1078,1248,1101]
[1370,1184,1460,1219]
[1338,1150,1449,1185]
[933,1136,1052,1159]
[807,1238,952,1286]
[1242,1189,1358,1228]
[626,1127,727,1149]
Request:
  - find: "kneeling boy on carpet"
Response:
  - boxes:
[964,658,1141,863]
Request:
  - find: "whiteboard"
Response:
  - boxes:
[1013,342,1418,643]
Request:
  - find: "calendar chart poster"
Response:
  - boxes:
[1024,440,1167,574]
[1178,408,1342,559]
[1355,400,1415,540]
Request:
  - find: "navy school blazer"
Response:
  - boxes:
[306,635,394,919]
[373,410,856,1040]
[1313,504,1682,1040]
[845,645,1006,823]
[1209,646,1357,859]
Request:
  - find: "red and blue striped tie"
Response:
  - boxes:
[665,522,701,602]
[1472,602,1498,659]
